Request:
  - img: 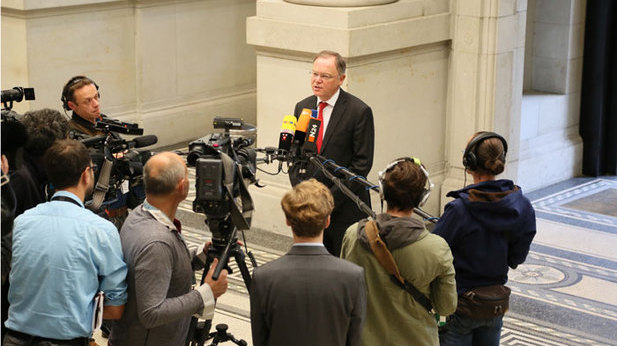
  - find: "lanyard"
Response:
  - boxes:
[51,195,82,208]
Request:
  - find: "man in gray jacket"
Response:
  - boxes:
[250,179,366,346]
[110,152,228,346]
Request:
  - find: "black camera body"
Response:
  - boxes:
[187,118,256,220]
[77,121,156,210]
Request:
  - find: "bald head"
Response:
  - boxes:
[144,152,187,196]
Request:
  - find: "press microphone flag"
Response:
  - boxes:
[302,117,322,154]
[311,109,318,118]
[278,115,297,152]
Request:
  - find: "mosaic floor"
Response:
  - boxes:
[96,165,617,345]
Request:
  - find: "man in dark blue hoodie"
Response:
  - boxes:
[433,132,536,346]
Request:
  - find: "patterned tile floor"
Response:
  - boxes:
[96,160,617,345]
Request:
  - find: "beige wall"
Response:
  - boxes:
[1,0,257,146]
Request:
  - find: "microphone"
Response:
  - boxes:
[311,109,318,118]
[132,135,158,148]
[302,117,322,155]
[278,115,296,153]
[293,110,312,147]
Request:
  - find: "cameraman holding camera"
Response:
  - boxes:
[61,75,106,137]
[109,152,228,346]
[61,75,147,231]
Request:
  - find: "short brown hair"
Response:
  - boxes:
[281,179,334,238]
[314,50,346,76]
[383,159,428,210]
[44,139,90,189]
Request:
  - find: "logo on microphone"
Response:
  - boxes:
[307,123,319,142]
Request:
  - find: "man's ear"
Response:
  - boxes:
[67,100,76,111]
[285,218,291,227]
[324,215,331,229]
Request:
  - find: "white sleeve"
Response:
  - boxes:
[194,283,216,320]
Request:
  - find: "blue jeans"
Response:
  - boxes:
[439,313,503,346]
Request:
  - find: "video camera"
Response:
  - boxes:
[186,117,257,220]
[76,118,157,213]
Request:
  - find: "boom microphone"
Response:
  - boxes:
[278,115,296,153]
[133,135,158,148]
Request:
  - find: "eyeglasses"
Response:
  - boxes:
[310,71,338,80]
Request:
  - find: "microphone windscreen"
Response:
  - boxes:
[133,135,158,148]
[296,112,310,133]
[300,108,312,120]
[281,115,296,134]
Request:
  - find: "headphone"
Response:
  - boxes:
[378,157,434,208]
[61,76,99,111]
[462,131,508,171]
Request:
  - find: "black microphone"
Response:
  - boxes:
[302,117,322,155]
[132,135,158,148]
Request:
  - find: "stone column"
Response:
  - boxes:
[440,0,528,208]
[247,0,451,235]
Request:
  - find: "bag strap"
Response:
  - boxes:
[364,220,433,313]
[91,157,113,210]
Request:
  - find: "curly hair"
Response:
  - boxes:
[281,179,334,238]
[21,108,69,157]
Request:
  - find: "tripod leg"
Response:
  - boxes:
[232,247,252,291]
[186,253,216,346]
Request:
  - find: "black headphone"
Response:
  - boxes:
[378,157,434,208]
[462,131,508,171]
[61,76,99,111]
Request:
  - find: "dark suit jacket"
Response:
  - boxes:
[250,245,366,346]
[291,89,375,224]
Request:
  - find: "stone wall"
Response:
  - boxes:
[1,0,257,147]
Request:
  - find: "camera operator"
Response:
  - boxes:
[4,139,128,346]
[340,158,457,345]
[61,75,107,137]
[109,152,228,346]
[61,75,146,231]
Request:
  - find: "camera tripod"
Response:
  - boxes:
[186,217,255,346]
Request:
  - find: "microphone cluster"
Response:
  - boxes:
[277,108,322,161]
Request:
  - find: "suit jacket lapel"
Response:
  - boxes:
[321,89,347,153]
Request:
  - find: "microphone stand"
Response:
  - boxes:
[309,156,376,219]
[310,154,437,223]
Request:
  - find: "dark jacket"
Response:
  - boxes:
[432,179,536,294]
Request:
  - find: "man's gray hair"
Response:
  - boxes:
[143,154,186,195]
[314,50,346,75]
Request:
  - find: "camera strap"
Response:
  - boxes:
[364,220,433,313]
[91,157,113,210]
[220,152,253,230]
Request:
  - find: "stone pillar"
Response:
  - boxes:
[247,0,451,235]
[440,0,528,208]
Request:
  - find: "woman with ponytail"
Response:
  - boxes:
[433,131,536,346]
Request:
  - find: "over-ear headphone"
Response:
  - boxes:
[378,157,434,208]
[462,131,508,171]
[61,76,99,111]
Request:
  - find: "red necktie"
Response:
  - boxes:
[317,101,327,153]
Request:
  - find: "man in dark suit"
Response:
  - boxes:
[250,179,366,346]
[291,50,375,256]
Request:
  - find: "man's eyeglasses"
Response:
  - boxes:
[310,71,338,80]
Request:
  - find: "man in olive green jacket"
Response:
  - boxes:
[341,157,457,345]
